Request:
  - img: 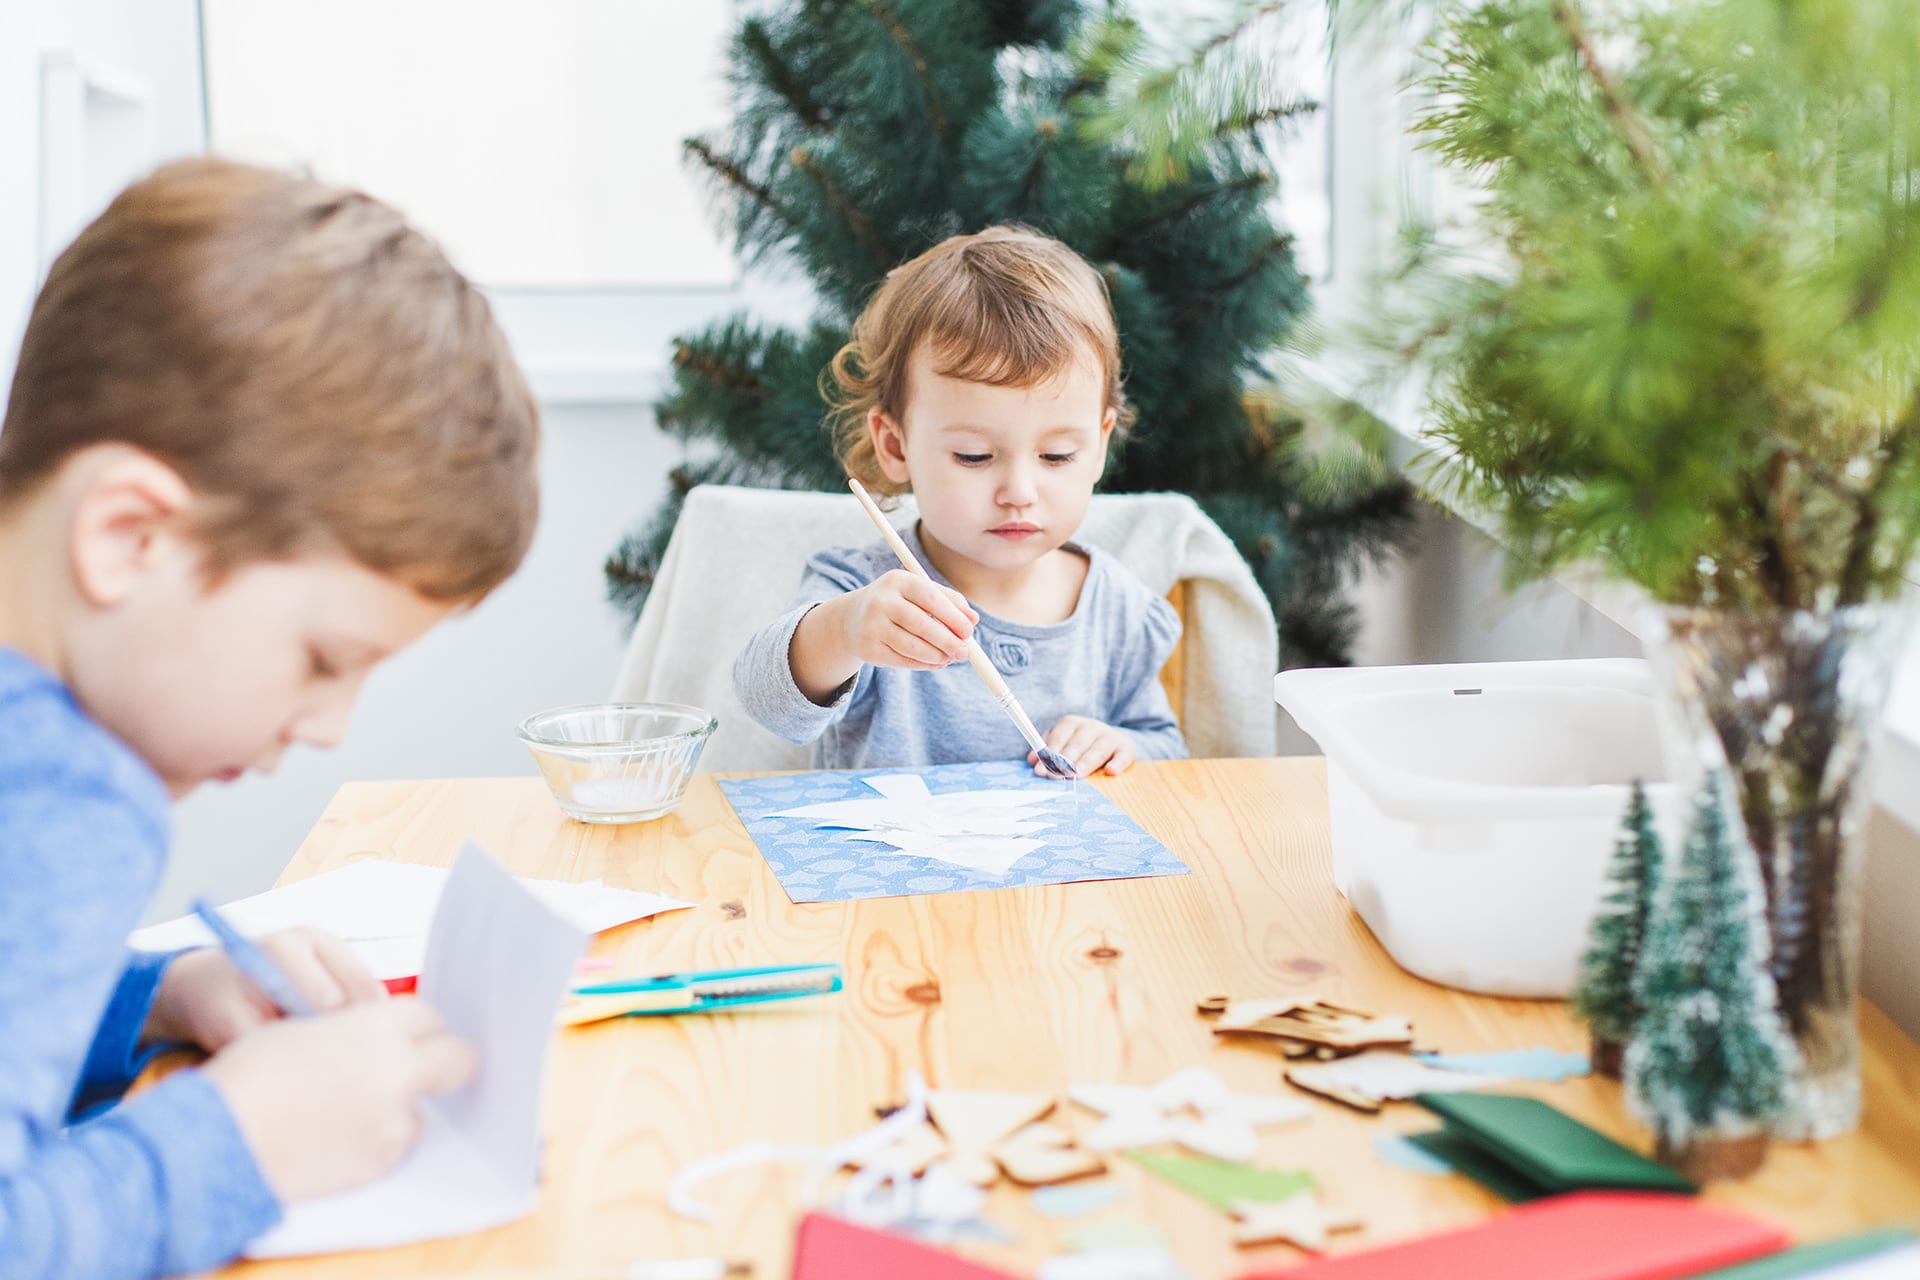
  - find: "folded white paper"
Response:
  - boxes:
[131,859,692,978]
[771,773,1064,877]
[245,844,588,1258]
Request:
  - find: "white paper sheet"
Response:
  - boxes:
[130,859,692,978]
[1811,1244,1920,1278]
[245,844,589,1258]
[771,774,1065,877]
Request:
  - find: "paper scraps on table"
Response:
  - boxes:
[719,760,1189,904]
[1285,1052,1509,1114]
[667,1072,1013,1247]
[1037,1246,1192,1280]
[1372,1132,1455,1176]
[1030,1180,1128,1218]
[1070,1067,1311,1163]
[852,1091,1106,1188]
[1127,1151,1315,1213]
[132,859,692,980]
[1415,1048,1591,1082]
[668,1074,932,1224]
[244,845,587,1258]
[1063,1220,1173,1253]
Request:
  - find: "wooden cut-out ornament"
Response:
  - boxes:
[994,1122,1107,1186]
[1211,996,1415,1057]
[852,1091,1104,1188]
[1070,1067,1311,1163]
[1284,1051,1509,1114]
[926,1091,1057,1186]
[1229,1192,1365,1251]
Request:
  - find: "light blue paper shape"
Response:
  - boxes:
[1414,1048,1592,1082]
[1373,1132,1455,1176]
[719,760,1191,904]
[1031,1180,1128,1218]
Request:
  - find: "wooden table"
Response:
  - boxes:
[231,759,1920,1278]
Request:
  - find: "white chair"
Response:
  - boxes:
[610,484,1278,771]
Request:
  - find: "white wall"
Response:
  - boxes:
[1,0,207,393]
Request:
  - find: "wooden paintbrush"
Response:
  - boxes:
[847,478,1078,780]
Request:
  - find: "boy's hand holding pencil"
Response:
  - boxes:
[146,926,388,1052]
[151,908,477,1202]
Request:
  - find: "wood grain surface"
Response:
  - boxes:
[220,759,1920,1279]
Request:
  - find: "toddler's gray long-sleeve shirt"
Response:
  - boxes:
[734,525,1188,769]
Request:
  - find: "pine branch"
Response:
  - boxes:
[1549,0,1670,186]
[1214,233,1297,296]
[740,20,831,132]
[1108,171,1273,251]
[1216,98,1317,136]
[1839,393,1920,600]
[1018,118,1063,210]
[1194,2,1293,75]
[861,0,950,141]
[670,338,767,397]
[684,138,799,229]
[789,146,896,274]
[1742,468,1797,610]
[603,544,655,596]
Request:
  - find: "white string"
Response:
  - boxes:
[665,1142,821,1223]
[664,1072,932,1225]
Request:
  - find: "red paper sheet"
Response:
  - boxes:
[1239,1192,1788,1280]
[790,1213,1023,1280]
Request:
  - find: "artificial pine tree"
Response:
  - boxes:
[1571,779,1662,1080]
[604,0,1414,669]
[1625,776,1794,1183]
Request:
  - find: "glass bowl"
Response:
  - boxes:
[516,702,716,824]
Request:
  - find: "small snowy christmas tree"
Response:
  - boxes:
[1625,775,1795,1182]
[1573,780,1663,1078]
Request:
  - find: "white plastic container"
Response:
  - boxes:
[1273,658,1677,998]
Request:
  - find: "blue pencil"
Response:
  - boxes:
[189,897,317,1017]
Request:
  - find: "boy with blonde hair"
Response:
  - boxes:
[0,158,540,1276]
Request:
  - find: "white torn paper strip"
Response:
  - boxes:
[771,774,1066,877]
[130,859,693,979]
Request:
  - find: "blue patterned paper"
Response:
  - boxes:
[719,759,1191,903]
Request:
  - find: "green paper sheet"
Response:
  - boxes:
[1403,1129,1548,1203]
[1126,1151,1315,1213]
[1415,1091,1696,1195]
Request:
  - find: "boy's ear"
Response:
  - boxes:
[869,407,912,486]
[1094,405,1118,477]
[69,447,197,608]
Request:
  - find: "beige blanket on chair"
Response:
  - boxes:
[610,485,1278,771]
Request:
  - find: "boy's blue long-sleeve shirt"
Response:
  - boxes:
[0,649,280,1277]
